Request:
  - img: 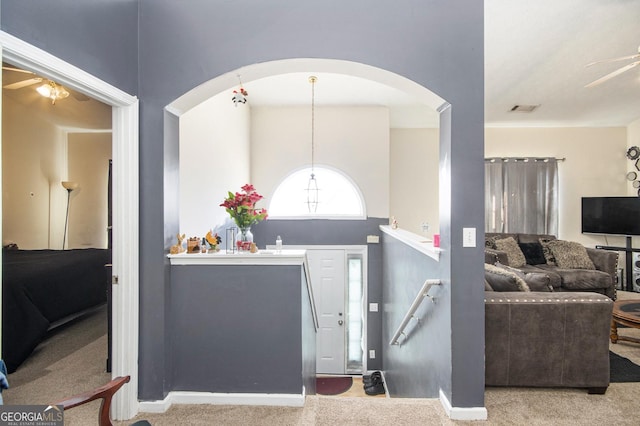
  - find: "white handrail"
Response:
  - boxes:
[389,279,441,346]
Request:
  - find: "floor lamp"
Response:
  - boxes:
[62,181,78,249]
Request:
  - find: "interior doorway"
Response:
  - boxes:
[0,31,139,420]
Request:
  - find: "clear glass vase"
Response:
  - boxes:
[237,226,253,251]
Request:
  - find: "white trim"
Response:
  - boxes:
[138,391,305,413]
[379,225,441,261]
[0,31,140,421]
[168,58,446,117]
[168,249,307,265]
[439,389,487,421]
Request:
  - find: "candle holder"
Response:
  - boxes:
[226,228,237,254]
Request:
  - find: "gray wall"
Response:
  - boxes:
[1,0,138,95]
[2,0,485,408]
[382,233,450,397]
[170,264,314,394]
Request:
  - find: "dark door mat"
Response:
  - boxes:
[316,376,353,395]
[610,351,640,383]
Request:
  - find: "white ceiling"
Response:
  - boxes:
[2,63,112,130]
[485,0,640,128]
[3,1,640,129]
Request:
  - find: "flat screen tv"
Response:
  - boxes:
[581,197,640,236]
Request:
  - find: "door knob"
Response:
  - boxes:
[338,320,344,326]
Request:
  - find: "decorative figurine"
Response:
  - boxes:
[187,237,201,254]
[205,230,222,253]
[232,87,248,106]
[391,216,398,230]
[170,233,186,254]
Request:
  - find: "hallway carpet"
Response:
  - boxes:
[316,376,353,395]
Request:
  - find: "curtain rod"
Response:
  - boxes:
[484,157,566,163]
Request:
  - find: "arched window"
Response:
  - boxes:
[269,166,366,219]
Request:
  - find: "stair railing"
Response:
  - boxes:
[389,279,441,346]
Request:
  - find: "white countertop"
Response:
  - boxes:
[380,225,441,261]
[168,249,307,265]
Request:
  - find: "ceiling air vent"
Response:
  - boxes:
[509,104,540,113]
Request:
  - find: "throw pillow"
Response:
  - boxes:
[547,240,596,270]
[523,272,553,292]
[539,237,557,266]
[518,242,547,265]
[485,235,501,249]
[484,263,530,292]
[494,237,527,268]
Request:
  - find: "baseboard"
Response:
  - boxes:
[439,389,487,421]
[138,391,305,413]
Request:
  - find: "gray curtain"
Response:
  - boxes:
[485,158,558,235]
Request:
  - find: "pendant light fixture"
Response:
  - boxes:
[306,76,319,213]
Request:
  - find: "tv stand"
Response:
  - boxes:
[596,236,640,292]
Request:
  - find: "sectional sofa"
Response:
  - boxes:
[484,232,618,300]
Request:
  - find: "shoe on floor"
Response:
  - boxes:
[364,381,385,396]
[363,371,381,385]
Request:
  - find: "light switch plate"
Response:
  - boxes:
[369,303,378,312]
[463,227,476,247]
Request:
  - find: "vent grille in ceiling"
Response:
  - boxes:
[509,104,540,113]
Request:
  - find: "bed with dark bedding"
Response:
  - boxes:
[2,248,110,373]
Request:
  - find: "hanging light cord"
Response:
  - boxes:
[310,76,316,176]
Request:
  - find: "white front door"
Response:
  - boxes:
[307,249,346,374]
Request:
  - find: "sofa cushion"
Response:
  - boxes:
[494,237,527,268]
[484,263,530,292]
[518,242,547,265]
[529,264,563,289]
[484,279,494,291]
[553,269,612,291]
[539,237,558,266]
[548,240,596,270]
[498,263,553,292]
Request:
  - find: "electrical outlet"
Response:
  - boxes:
[463,227,476,247]
[367,235,380,243]
[369,349,376,359]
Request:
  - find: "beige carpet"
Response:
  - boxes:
[6,293,640,425]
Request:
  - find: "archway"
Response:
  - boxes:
[167,58,448,237]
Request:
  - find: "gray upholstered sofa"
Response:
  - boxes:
[485,232,618,300]
[485,291,613,393]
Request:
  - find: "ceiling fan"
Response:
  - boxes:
[2,65,89,104]
[584,45,640,88]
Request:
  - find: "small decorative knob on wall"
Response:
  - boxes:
[627,146,640,196]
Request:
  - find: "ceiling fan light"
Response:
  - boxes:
[55,85,69,100]
[36,83,53,97]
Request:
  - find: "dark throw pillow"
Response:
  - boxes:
[518,242,547,265]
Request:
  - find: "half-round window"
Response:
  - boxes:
[269,166,366,219]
